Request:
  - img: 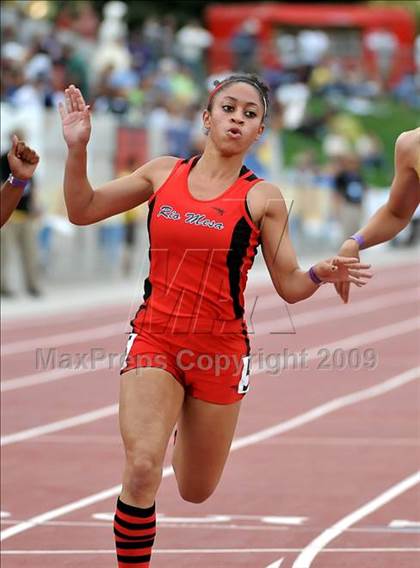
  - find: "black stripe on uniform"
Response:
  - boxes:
[226,217,252,319]
[128,199,156,331]
[241,321,250,356]
[114,528,155,541]
[117,498,155,517]
[114,514,156,531]
[142,198,156,303]
[117,553,151,564]
[245,172,258,181]
[116,539,155,549]
[114,515,156,531]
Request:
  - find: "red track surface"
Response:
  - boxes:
[1,262,419,568]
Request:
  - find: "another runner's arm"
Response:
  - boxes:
[340,131,420,254]
[258,183,371,304]
[1,136,39,228]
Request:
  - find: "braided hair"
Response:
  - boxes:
[206,74,270,120]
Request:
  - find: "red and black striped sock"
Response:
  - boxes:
[114,497,156,567]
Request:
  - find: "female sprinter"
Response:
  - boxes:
[59,75,372,567]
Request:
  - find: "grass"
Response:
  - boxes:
[281,96,418,188]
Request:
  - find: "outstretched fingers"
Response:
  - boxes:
[64,87,74,113]
[348,276,367,287]
[333,257,372,271]
[73,86,87,112]
[348,269,372,279]
[59,85,90,121]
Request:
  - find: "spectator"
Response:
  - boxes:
[297,29,330,69]
[333,153,367,240]
[231,19,260,73]
[142,16,164,67]
[356,132,385,172]
[365,28,397,88]
[176,19,213,83]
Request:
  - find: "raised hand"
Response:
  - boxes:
[314,256,372,292]
[7,136,39,180]
[59,85,91,149]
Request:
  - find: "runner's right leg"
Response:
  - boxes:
[115,367,184,567]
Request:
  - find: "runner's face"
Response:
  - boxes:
[203,82,265,156]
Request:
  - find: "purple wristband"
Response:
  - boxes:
[349,234,365,248]
[7,173,29,189]
[308,266,323,285]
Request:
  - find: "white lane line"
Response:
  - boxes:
[2,280,419,356]
[254,316,419,376]
[252,287,418,335]
[389,520,420,529]
[1,323,124,356]
[1,405,118,447]
[1,366,418,541]
[92,512,307,526]
[286,471,420,568]
[251,276,420,322]
[1,517,418,533]
[3,263,415,331]
[253,315,419,377]
[2,287,418,393]
[0,548,419,555]
[1,361,116,393]
[2,318,419,446]
[226,367,419,451]
[1,304,127,331]
[1,283,282,354]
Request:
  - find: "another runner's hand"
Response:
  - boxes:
[7,136,39,180]
[59,84,91,148]
[314,256,372,291]
[334,239,361,303]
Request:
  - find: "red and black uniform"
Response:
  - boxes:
[121,155,262,404]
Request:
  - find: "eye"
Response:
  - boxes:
[245,110,257,118]
[222,105,234,112]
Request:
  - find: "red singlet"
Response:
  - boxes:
[122,156,263,404]
[135,155,261,331]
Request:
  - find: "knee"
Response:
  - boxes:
[178,484,215,504]
[124,451,161,495]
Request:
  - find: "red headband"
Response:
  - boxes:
[208,82,225,102]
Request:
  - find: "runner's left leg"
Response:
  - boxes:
[172,396,241,503]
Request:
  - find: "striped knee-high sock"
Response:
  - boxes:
[114,497,156,567]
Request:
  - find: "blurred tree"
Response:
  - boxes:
[369,1,420,25]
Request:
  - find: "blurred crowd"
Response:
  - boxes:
[1,1,419,296]
[2,1,418,133]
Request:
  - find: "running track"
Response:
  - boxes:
[1,262,419,567]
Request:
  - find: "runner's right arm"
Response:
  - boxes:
[60,85,176,225]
